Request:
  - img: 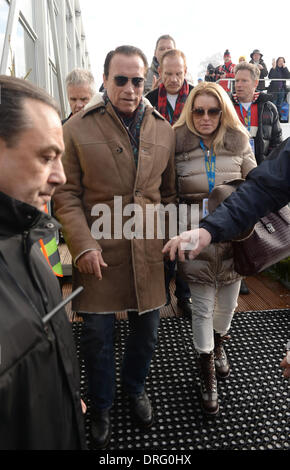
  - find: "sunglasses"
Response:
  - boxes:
[114,75,145,87]
[192,107,222,117]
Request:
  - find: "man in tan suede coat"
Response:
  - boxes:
[54,45,176,449]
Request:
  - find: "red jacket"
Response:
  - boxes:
[216,61,235,92]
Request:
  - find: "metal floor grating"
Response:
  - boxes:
[72,310,290,451]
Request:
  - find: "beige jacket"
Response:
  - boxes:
[54,94,176,313]
[175,124,257,286]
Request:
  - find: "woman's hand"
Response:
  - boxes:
[162,228,212,261]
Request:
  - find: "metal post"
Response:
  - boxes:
[0,0,20,74]
[47,0,66,118]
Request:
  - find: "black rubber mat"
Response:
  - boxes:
[72,309,290,451]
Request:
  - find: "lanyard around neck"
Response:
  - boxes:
[200,138,216,193]
[239,102,252,131]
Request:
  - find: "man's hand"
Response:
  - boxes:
[76,250,108,280]
[81,399,87,414]
[152,75,161,90]
[162,228,212,261]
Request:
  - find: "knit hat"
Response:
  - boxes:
[224,49,231,58]
[250,49,263,59]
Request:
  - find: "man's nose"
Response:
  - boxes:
[49,159,67,186]
[123,79,135,93]
[75,100,84,109]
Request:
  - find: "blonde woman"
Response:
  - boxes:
[170,82,256,415]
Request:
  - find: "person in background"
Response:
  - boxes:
[232,61,282,294]
[171,82,256,415]
[0,75,86,450]
[162,137,290,380]
[268,57,290,120]
[62,68,96,124]
[145,49,193,125]
[144,34,176,94]
[53,45,176,449]
[215,49,236,92]
[205,63,217,82]
[146,49,193,318]
[249,49,268,91]
[239,56,246,63]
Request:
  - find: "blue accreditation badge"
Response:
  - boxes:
[249,138,255,153]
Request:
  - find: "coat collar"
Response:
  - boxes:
[175,123,250,155]
[231,91,270,105]
[82,92,165,121]
[0,191,60,239]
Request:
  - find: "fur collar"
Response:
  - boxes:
[83,92,160,118]
[175,124,250,155]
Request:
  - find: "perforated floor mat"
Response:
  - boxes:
[72,309,290,451]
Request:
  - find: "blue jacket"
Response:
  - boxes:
[200,138,290,242]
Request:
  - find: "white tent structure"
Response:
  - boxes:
[0,0,90,119]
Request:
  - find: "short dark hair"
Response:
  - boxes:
[0,75,60,147]
[155,35,176,52]
[103,45,148,79]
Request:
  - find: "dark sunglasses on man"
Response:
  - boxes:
[192,107,222,117]
[114,75,145,88]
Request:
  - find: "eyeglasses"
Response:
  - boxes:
[113,75,145,88]
[192,107,222,117]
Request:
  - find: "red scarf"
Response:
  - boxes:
[157,79,190,125]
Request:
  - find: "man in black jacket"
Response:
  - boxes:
[0,76,86,449]
[232,61,282,165]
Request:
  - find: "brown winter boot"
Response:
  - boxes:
[198,352,219,415]
[214,332,230,379]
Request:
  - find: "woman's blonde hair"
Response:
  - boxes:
[173,82,249,151]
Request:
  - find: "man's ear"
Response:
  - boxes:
[102,74,107,90]
[0,138,7,164]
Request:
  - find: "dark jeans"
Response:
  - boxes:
[80,309,160,410]
[164,259,191,301]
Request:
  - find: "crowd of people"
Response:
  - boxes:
[204,48,290,121]
[0,34,289,450]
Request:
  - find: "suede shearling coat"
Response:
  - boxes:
[175,124,257,286]
[54,94,176,314]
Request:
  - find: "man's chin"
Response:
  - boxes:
[119,106,136,116]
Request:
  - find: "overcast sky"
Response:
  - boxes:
[80,0,289,88]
